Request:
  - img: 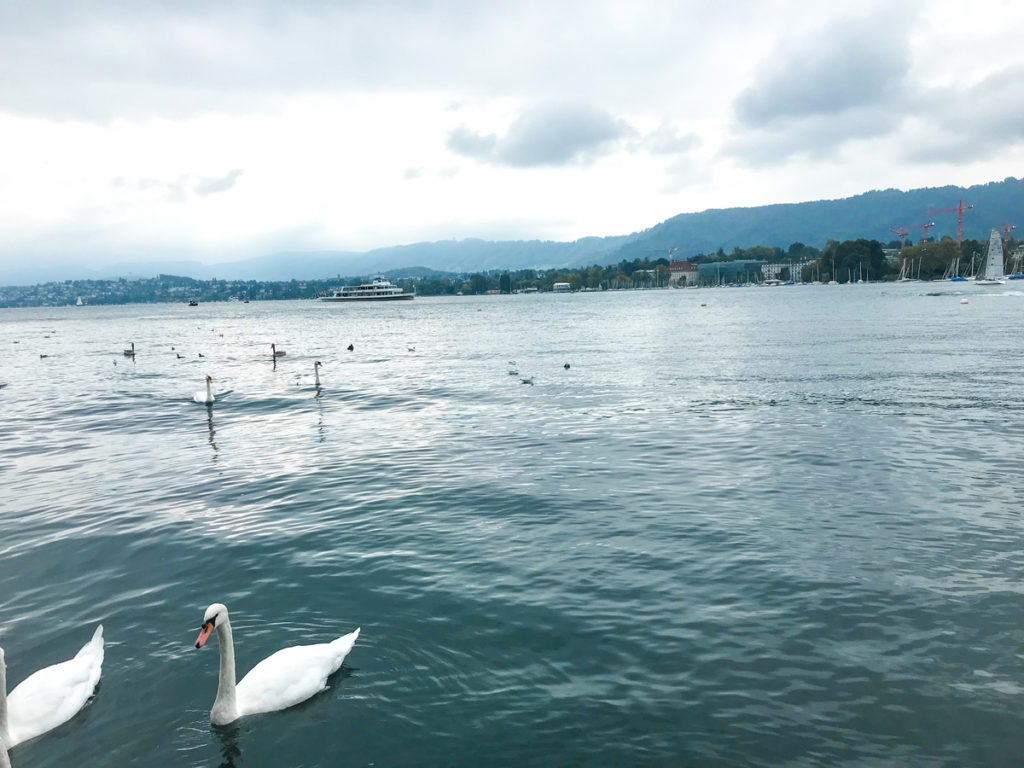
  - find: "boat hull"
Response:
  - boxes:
[317,294,414,301]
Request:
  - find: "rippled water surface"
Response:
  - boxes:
[2,285,1024,767]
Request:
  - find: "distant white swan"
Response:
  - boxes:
[0,625,104,750]
[314,360,323,387]
[194,375,214,404]
[194,603,359,725]
[271,343,286,357]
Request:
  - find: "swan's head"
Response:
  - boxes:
[315,361,322,368]
[195,603,228,648]
[206,375,213,384]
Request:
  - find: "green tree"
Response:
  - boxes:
[469,273,488,294]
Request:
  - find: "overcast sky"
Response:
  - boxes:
[1,0,1022,272]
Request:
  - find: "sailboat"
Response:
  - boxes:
[1007,245,1024,280]
[975,229,1006,285]
[897,257,918,282]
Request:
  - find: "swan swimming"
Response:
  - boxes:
[314,360,323,387]
[123,342,135,357]
[194,603,359,725]
[193,375,214,404]
[271,343,286,357]
[0,625,104,750]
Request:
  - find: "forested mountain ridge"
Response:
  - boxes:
[604,176,1024,265]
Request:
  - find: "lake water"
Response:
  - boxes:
[1,284,1024,767]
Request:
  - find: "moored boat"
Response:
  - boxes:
[975,229,1006,285]
[318,278,414,301]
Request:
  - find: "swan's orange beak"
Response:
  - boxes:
[195,621,214,649]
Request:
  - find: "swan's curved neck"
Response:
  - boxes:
[206,380,213,401]
[212,617,238,723]
[0,650,9,745]
[315,367,321,386]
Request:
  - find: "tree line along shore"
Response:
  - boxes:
[2,235,1019,308]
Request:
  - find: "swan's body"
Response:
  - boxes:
[195,603,359,726]
[271,343,286,358]
[193,375,214,404]
[314,360,323,387]
[0,625,103,749]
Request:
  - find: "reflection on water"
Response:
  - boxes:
[206,408,218,458]
[213,723,241,768]
[315,393,325,443]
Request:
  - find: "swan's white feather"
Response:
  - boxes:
[235,629,358,716]
[5,625,103,747]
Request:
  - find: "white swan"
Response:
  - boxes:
[123,341,135,357]
[0,626,103,750]
[314,360,323,387]
[193,375,214,404]
[194,603,359,726]
[271,343,286,357]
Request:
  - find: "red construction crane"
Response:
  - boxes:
[926,199,973,246]
[1003,223,1016,242]
[906,222,936,243]
[890,226,909,247]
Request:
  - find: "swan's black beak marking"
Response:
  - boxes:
[195,617,216,649]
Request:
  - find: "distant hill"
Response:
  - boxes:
[605,176,1024,263]
[167,175,1024,278]
[3,176,1020,286]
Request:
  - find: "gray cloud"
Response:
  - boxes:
[0,1,748,122]
[726,108,903,166]
[900,64,1024,164]
[448,103,634,167]
[194,169,244,196]
[446,126,498,160]
[724,12,915,163]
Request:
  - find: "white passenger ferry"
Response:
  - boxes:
[318,277,414,301]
